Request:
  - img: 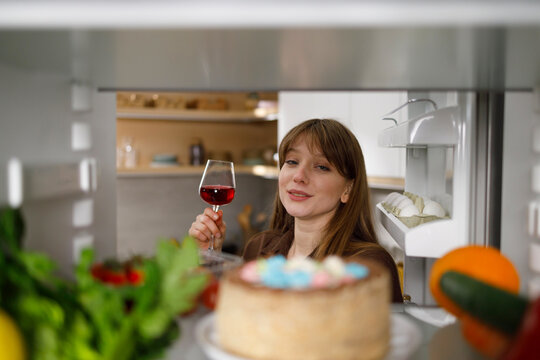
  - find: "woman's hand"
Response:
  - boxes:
[188,208,226,251]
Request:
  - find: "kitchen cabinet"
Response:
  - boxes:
[349,92,408,179]
[116,118,278,175]
[116,92,279,173]
[116,91,277,122]
[278,91,352,134]
[278,91,407,180]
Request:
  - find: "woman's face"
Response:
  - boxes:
[279,137,351,224]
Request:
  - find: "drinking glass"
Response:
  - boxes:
[199,159,236,251]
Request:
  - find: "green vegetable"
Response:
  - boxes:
[0,207,208,360]
[440,271,529,334]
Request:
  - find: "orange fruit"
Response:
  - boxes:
[461,315,512,359]
[429,245,519,318]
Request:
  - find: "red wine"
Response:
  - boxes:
[200,185,235,206]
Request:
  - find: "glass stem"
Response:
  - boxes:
[209,205,221,251]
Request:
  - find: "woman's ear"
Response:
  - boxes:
[341,181,353,203]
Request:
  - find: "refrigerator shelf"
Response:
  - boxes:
[378,106,460,148]
[376,203,466,258]
[2,158,97,208]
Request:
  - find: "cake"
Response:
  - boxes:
[216,255,391,360]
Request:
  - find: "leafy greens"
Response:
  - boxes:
[0,207,207,360]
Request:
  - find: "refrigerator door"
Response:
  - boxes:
[376,91,507,304]
[501,92,540,296]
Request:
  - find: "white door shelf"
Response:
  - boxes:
[376,203,467,258]
[378,106,460,148]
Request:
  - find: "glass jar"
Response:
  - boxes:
[189,138,205,166]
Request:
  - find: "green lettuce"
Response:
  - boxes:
[0,207,208,360]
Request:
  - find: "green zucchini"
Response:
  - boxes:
[439,271,529,335]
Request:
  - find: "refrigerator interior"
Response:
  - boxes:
[0,26,539,296]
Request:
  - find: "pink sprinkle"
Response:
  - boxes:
[240,261,260,283]
[312,271,332,288]
[341,275,355,284]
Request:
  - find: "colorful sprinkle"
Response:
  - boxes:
[345,263,369,279]
[240,261,260,282]
[285,256,318,273]
[261,268,288,288]
[242,255,369,290]
[311,271,332,288]
[323,256,346,277]
[288,270,312,288]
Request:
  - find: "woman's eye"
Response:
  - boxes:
[285,159,298,166]
[316,165,330,171]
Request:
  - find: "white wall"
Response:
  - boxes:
[278,92,352,138]
[0,62,117,276]
[278,91,407,178]
[501,92,540,296]
[349,92,408,179]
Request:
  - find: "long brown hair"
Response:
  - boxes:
[270,119,379,259]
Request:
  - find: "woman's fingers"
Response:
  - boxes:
[200,211,222,238]
[191,214,215,241]
[189,219,211,243]
[188,208,227,250]
[213,221,227,251]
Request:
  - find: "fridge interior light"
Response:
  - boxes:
[7,158,23,208]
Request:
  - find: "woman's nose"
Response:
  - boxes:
[293,165,308,183]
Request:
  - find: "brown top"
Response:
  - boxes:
[243,230,404,303]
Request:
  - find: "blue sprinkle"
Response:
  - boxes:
[288,271,312,288]
[266,255,287,270]
[345,263,369,279]
[261,269,288,288]
[265,255,287,273]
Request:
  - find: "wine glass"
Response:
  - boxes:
[199,159,236,251]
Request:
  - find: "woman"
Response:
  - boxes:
[189,119,403,303]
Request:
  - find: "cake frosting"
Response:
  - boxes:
[239,255,369,289]
[216,255,391,360]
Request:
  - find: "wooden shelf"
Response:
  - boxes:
[117,107,277,122]
[117,164,279,179]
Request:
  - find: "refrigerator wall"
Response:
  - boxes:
[0,61,117,276]
[501,91,540,296]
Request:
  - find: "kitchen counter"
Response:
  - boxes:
[367,176,405,191]
[117,165,404,190]
[166,304,485,360]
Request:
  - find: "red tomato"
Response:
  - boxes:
[126,268,144,285]
[90,264,106,281]
[102,269,127,285]
[201,281,219,310]
[91,263,127,285]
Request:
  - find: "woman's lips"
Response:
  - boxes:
[287,189,312,201]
